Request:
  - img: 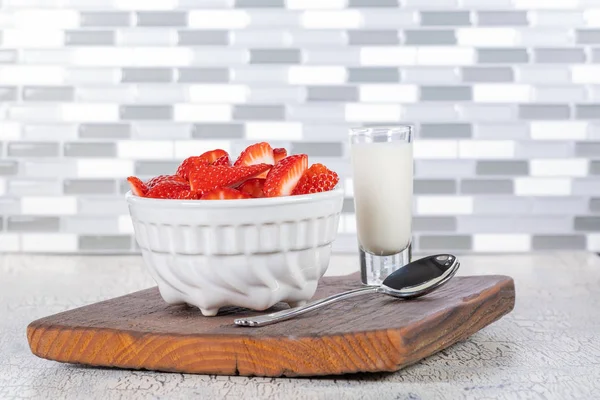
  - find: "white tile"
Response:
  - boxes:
[0,234,20,252]
[189,10,250,28]
[9,105,61,122]
[360,47,417,66]
[0,66,64,84]
[132,48,193,67]
[21,196,77,215]
[417,47,475,66]
[73,48,134,66]
[189,85,249,103]
[117,141,174,160]
[62,104,119,122]
[584,9,600,25]
[473,84,532,103]
[66,68,120,85]
[344,103,401,122]
[414,140,459,159]
[118,215,134,234]
[0,122,21,140]
[514,0,579,9]
[3,30,63,48]
[529,11,585,26]
[21,234,77,252]
[115,0,177,9]
[342,214,357,234]
[287,0,346,8]
[530,122,588,140]
[117,29,176,46]
[572,66,600,84]
[301,10,362,29]
[174,140,231,159]
[13,10,78,28]
[530,159,588,177]
[246,122,302,140]
[417,196,473,215]
[588,234,600,251]
[174,104,232,122]
[344,178,353,197]
[288,66,346,84]
[359,85,418,103]
[515,178,571,196]
[0,179,5,196]
[459,140,515,159]
[77,159,134,178]
[474,234,531,252]
[77,87,136,103]
[457,28,518,47]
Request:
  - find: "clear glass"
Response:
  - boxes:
[349,125,413,286]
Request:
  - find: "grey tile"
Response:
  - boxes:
[79,235,132,251]
[461,67,514,82]
[22,86,74,102]
[7,216,59,232]
[421,11,471,26]
[235,0,283,6]
[421,86,472,101]
[177,68,229,82]
[64,142,116,158]
[478,48,529,64]
[192,124,244,139]
[64,179,116,195]
[304,49,359,65]
[477,11,528,26]
[307,86,358,102]
[591,198,600,212]
[121,68,172,83]
[415,160,475,177]
[0,86,17,101]
[133,123,190,139]
[342,199,354,213]
[420,235,472,250]
[535,86,586,103]
[534,48,586,63]
[532,235,586,250]
[420,123,472,138]
[532,198,587,215]
[79,123,131,139]
[576,29,600,44]
[233,105,284,120]
[404,30,456,45]
[592,161,600,175]
[65,30,114,46]
[178,30,229,46]
[476,161,529,176]
[7,142,59,157]
[519,104,570,120]
[77,197,127,215]
[459,104,514,121]
[515,142,573,158]
[575,104,600,120]
[347,67,400,83]
[348,0,398,6]
[8,179,60,196]
[459,216,570,233]
[519,29,573,46]
[473,197,532,214]
[290,142,343,157]
[0,50,17,64]
[516,66,570,84]
[290,31,345,46]
[414,179,456,194]
[64,217,119,234]
[403,67,459,83]
[288,104,344,122]
[460,179,513,194]
[576,142,600,157]
[249,49,301,64]
[474,123,529,139]
[404,0,457,6]
[573,178,600,195]
[120,105,173,120]
[413,216,456,232]
[136,12,186,26]
[119,179,131,194]
[574,216,600,231]
[0,198,21,214]
[348,30,399,46]
[404,104,459,121]
[135,161,180,176]
[81,12,131,27]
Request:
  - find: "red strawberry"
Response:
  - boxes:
[173,189,201,200]
[234,142,274,179]
[127,176,148,197]
[237,178,265,198]
[263,154,308,197]
[273,148,287,164]
[189,163,272,194]
[146,181,191,199]
[145,174,187,188]
[212,155,230,166]
[176,149,229,180]
[201,187,251,200]
[292,163,339,195]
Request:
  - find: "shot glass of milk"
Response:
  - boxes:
[349,125,413,286]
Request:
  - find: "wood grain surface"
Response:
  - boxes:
[27,273,515,377]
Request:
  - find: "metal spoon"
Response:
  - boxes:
[235,254,460,327]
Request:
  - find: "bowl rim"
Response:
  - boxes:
[126,186,344,208]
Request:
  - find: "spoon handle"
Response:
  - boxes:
[234,286,379,327]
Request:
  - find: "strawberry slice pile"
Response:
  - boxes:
[127,143,339,200]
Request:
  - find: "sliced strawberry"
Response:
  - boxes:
[146,181,190,199]
[237,178,265,198]
[273,148,287,164]
[292,163,339,195]
[212,155,230,166]
[201,187,251,200]
[176,149,229,180]
[173,189,201,200]
[234,142,274,178]
[189,163,272,194]
[145,174,187,188]
[127,176,148,197]
[263,154,308,197]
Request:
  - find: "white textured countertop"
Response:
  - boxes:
[2,253,599,400]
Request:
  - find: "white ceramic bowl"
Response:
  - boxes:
[126,189,344,316]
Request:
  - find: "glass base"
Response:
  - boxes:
[360,244,412,286]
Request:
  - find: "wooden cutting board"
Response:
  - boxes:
[27,273,515,377]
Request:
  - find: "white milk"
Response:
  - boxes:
[350,141,412,256]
